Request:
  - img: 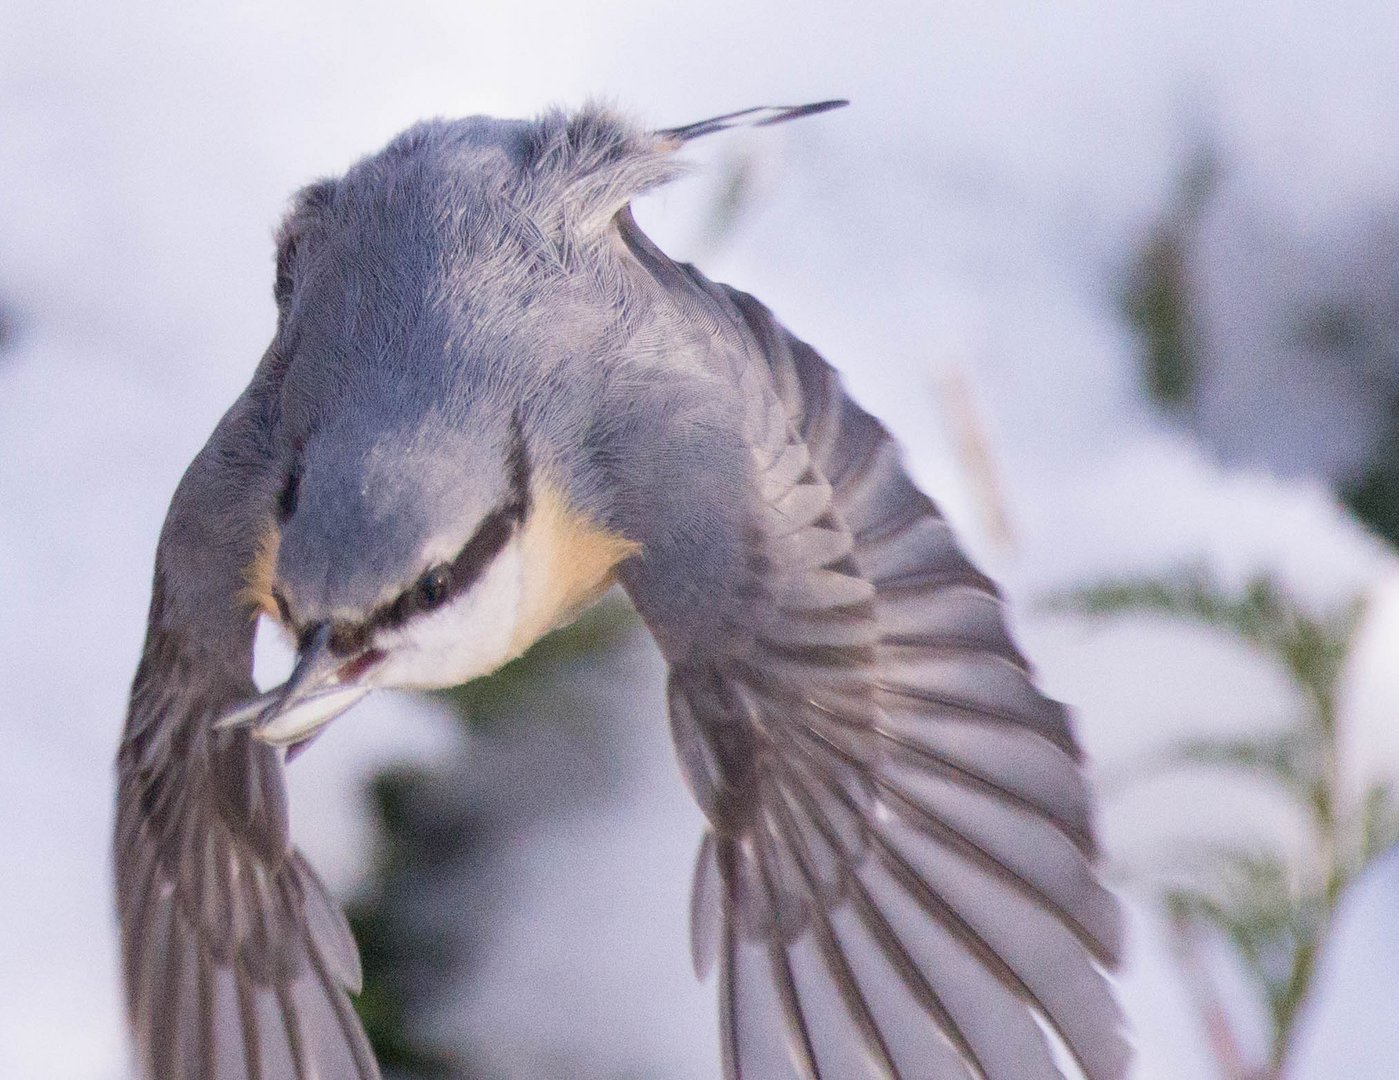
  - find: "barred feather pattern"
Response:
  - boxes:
[664,281,1129,1080]
[113,389,379,1080]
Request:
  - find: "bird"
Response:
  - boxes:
[114,100,1129,1080]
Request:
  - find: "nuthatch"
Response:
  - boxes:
[115,102,1127,1079]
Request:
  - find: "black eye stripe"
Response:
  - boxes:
[328,621,370,656]
[327,425,533,648]
[277,465,301,522]
[344,499,524,643]
[447,505,515,587]
[506,411,531,515]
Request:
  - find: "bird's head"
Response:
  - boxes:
[222,407,524,744]
[227,404,635,748]
[211,111,674,748]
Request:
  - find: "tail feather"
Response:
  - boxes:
[658,101,849,145]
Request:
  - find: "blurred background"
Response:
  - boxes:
[4,1,1399,1076]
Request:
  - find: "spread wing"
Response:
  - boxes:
[114,379,379,1079]
[621,233,1128,1079]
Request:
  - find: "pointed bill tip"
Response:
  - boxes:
[250,685,371,748]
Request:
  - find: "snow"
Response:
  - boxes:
[3,0,1399,1076]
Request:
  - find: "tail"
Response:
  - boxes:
[657,100,849,144]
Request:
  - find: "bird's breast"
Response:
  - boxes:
[509,479,641,655]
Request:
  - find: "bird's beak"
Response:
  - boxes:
[215,623,373,748]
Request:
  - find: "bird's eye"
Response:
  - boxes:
[415,566,451,611]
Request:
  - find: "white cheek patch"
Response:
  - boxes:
[370,540,526,690]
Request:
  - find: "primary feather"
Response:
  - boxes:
[115,378,380,1079]
[615,218,1129,1078]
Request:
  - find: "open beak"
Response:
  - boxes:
[215,623,374,748]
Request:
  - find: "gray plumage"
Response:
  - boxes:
[115,102,1128,1079]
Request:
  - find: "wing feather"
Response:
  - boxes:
[114,386,379,1080]
[618,223,1129,1080]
